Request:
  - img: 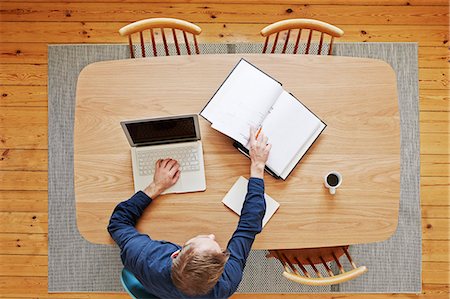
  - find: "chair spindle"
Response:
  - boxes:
[193,35,200,54]
[293,29,302,54]
[328,36,335,55]
[149,28,157,56]
[307,258,323,278]
[343,247,357,269]
[271,32,279,53]
[317,32,324,55]
[332,252,345,273]
[262,36,269,53]
[172,29,181,55]
[282,30,291,54]
[139,32,146,57]
[305,30,313,54]
[274,251,290,272]
[293,257,311,278]
[182,31,191,55]
[128,35,135,58]
[281,253,302,276]
[161,28,169,56]
[320,256,334,277]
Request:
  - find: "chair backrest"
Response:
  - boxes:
[119,18,202,58]
[260,19,344,55]
[269,246,367,286]
[120,268,159,299]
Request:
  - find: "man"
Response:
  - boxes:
[108,127,272,298]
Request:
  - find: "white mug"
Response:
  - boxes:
[324,171,342,195]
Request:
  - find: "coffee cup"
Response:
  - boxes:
[324,171,342,195]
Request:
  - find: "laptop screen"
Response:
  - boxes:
[123,115,200,146]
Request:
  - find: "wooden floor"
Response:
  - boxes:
[0,0,448,298]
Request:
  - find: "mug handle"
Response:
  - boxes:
[329,187,336,195]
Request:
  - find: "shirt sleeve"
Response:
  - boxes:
[221,177,266,297]
[107,191,154,268]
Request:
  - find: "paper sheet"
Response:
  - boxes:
[222,176,280,227]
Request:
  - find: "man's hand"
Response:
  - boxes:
[249,127,272,179]
[144,158,181,199]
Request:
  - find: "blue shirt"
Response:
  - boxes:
[108,177,266,299]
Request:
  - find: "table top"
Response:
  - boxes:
[74,54,400,249]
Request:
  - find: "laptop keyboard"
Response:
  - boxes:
[137,146,200,176]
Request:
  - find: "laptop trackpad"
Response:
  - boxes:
[163,175,185,194]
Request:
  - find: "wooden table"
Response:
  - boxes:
[74,54,400,250]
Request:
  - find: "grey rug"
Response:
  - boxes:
[48,42,421,294]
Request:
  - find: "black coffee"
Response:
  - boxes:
[327,174,339,186]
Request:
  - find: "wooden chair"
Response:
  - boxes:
[119,18,202,58]
[268,246,367,286]
[260,19,344,55]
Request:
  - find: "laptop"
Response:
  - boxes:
[121,114,206,194]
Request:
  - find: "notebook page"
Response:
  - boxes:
[260,91,321,175]
[222,176,280,227]
[280,122,325,179]
[201,59,283,143]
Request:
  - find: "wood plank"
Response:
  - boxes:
[0,149,47,171]
[0,278,448,298]
[0,85,48,107]
[421,155,450,177]
[423,262,450,284]
[422,205,450,218]
[420,112,449,133]
[419,68,449,90]
[1,43,447,68]
[0,63,47,85]
[420,112,450,133]
[421,177,450,205]
[0,255,47,277]
[0,277,125,299]
[0,3,447,25]
[0,212,47,234]
[418,46,450,68]
[0,191,47,212]
[423,240,450,262]
[421,133,450,155]
[420,89,450,112]
[0,233,47,255]
[0,22,447,46]
[0,42,48,64]
[0,0,448,5]
[0,171,47,191]
[422,218,450,240]
[0,107,47,149]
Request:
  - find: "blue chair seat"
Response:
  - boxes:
[121,268,159,299]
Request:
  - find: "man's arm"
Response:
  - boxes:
[222,177,265,286]
[107,191,153,250]
[107,158,181,268]
[221,127,271,296]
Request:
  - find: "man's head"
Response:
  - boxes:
[171,234,230,296]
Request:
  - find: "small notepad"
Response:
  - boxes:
[222,176,280,227]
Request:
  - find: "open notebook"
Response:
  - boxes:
[222,176,280,227]
[201,59,326,180]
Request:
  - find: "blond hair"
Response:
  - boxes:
[171,245,229,296]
